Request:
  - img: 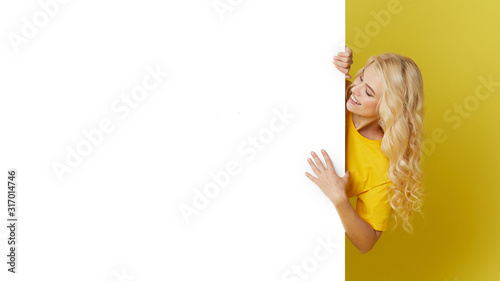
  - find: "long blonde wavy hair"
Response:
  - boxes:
[345,53,425,234]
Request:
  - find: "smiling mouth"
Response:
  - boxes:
[350,95,361,105]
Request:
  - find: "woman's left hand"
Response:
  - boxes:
[305,149,350,206]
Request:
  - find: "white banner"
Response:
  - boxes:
[0,0,345,280]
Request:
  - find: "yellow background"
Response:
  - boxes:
[346,0,500,280]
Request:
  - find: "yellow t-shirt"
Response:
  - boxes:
[345,109,393,231]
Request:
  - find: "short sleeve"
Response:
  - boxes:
[355,182,393,231]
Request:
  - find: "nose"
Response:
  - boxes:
[351,84,361,97]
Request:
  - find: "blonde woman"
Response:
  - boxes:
[305,47,425,253]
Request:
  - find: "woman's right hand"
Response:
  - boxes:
[333,46,353,79]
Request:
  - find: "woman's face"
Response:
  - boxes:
[346,63,383,118]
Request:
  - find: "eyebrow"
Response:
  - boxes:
[362,69,377,97]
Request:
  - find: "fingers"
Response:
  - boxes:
[307,156,322,176]
[341,46,353,79]
[334,54,352,63]
[345,46,353,55]
[310,151,326,171]
[337,47,353,63]
[321,149,335,172]
[333,46,353,77]
[334,46,353,66]
[335,65,352,80]
[333,59,351,68]
[335,65,348,74]
[305,172,318,184]
[335,65,352,79]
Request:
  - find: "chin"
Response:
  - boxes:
[345,102,357,113]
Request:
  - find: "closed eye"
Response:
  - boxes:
[360,74,373,97]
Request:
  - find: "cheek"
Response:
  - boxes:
[363,99,379,110]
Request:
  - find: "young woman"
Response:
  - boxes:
[305,47,425,254]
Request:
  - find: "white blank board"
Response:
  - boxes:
[0,0,346,280]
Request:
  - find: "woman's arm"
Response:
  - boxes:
[333,197,382,254]
[305,149,382,254]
